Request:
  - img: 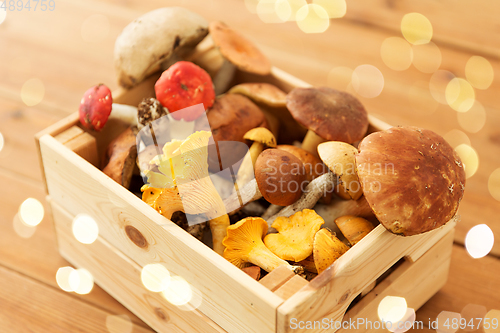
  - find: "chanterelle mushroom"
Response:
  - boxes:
[264,209,324,262]
[142,131,230,255]
[356,126,466,236]
[313,228,350,274]
[223,217,300,273]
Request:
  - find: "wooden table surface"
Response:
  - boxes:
[0,0,499,332]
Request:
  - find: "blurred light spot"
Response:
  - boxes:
[13,213,37,239]
[0,132,4,153]
[401,13,433,45]
[275,0,292,21]
[411,42,441,73]
[327,66,353,90]
[106,314,133,333]
[484,309,500,333]
[488,168,500,201]
[19,198,44,227]
[445,78,475,112]
[461,304,487,332]
[387,308,416,333]
[21,78,45,106]
[162,276,193,306]
[69,268,94,295]
[457,101,486,133]
[454,144,478,178]
[0,3,6,25]
[444,129,471,148]
[436,311,461,333]
[465,56,494,90]
[141,264,171,292]
[465,225,494,258]
[178,284,203,311]
[430,70,455,104]
[81,14,110,43]
[56,266,76,292]
[296,4,330,33]
[285,0,307,21]
[245,0,260,13]
[257,0,286,23]
[378,296,407,324]
[312,0,346,18]
[352,64,384,98]
[408,80,439,115]
[380,37,413,71]
[72,214,99,244]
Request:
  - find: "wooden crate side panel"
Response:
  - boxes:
[277,221,456,333]
[50,200,226,333]
[39,134,282,333]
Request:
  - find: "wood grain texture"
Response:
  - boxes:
[50,200,226,333]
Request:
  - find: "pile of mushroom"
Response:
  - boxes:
[75,7,466,282]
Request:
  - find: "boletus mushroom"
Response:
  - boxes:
[334,215,374,246]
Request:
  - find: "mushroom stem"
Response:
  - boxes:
[235,141,264,187]
[266,172,335,231]
[248,244,293,273]
[109,103,139,127]
[301,130,326,157]
[315,196,374,231]
[224,179,262,215]
[207,214,231,256]
[261,204,283,220]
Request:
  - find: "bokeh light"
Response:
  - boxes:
[378,296,408,324]
[430,70,455,104]
[296,4,330,33]
[177,284,203,311]
[106,314,133,333]
[408,80,439,115]
[0,132,4,153]
[461,304,487,331]
[286,0,308,21]
[13,213,37,239]
[465,224,494,258]
[443,129,471,149]
[387,308,416,333]
[69,268,95,295]
[454,144,479,178]
[81,14,110,43]
[401,13,433,45]
[312,0,346,18]
[445,78,475,112]
[436,311,461,333]
[488,168,500,202]
[72,214,99,244]
[56,266,76,292]
[141,264,171,293]
[0,3,6,25]
[457,101,486,133]
[352,64,384,98]
[21,78,45,107]
[19,198,44,227]
[327,66,353,90]
[411,42,441,73]
[257,0,286,23]
[484,309,500,333]
[380,37,413,71]
[465,56,494,90]
[275,0,292,21]
[162,276,193,306]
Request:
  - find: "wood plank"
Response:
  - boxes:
[259,265,296,292]
[0,264,152,333]
[0,168,146,327]
[51,200,226,333]
[274,275,309,301]
[39,134,283,333]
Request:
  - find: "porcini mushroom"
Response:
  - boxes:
[235,127,276,188]
[286,87,368,156]
[313,228,350,274]
[102,127,138,188]
[314,196,374,231]
[229,83,287,108]
[114,7,209,88]
[264,209,324,262]
[356,126,466,236]
[334,215,374,246]
[222,217,299,272]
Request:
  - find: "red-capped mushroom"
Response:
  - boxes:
[154,61,215,121]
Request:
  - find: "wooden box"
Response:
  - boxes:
[36,67,456,333]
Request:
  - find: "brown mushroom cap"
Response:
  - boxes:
[286,87,369,143]
[356,126,466,236]
[277,145,327,182]
[229,83,287,107]
[209,21,271,75]
[255,149,307,206]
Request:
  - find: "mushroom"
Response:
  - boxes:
[114,7,209,88]
[223,178,263,214]
[222,217,300,273]
[356,126,466,236]
[136,97,169,131]
[264,209,324,262]
[314,196,374,231]
[241,266,261,281]
[229,83,287,108]
[286,87,369,156]
[235,127,276,188]
[313,228,350,275]
[102,127,138,189]
[154,61,215,121]
[142,131,230,255]
[334,215,374,246]
[318,141,363,200]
